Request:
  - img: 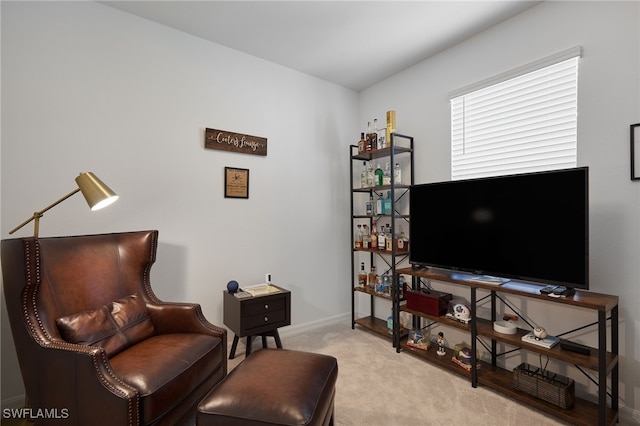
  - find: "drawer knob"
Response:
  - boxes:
[264,304,269,309]
[264,316,269,322]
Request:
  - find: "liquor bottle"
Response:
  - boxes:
[385,224,393,251]
[378,225,386,251]
[386,110,396,148]
[354,224,363,249]
[366,162,374,187]
[365,195,374,216]
[375,193,383,215]
[367,265,378,290]
[362,225,370,249]
[374,119,381,150]
[374,164,383,186]
[381,272,391,296]
[358,132,367,153]
[366,122,376,152]
[383,162,391,185]
[384,191,392,216]
[360,162,367,188]
[370,221,378,250]
[397,226,409,253]
[394,163,401,185]
[358,262,367,288]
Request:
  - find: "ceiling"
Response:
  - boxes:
[100,1,541,92]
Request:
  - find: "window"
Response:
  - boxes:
[450,47,581,180]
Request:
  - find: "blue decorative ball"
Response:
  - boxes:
[227,280,239,293]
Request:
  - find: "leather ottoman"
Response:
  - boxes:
[197,349,338,426]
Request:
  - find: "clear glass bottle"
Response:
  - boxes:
[378,224,386,251]
[375,193,384,215]
[394,163,401,185]
[362,225,370,249]
[366,162,374,187]
[382,272,392,296]
[361,162,367,188]
[354,224,363,249]
[365,195,374,216]
[358,262,367,288]
[385,224,393,251]
[374,164,383,186]
[374,119,381,150]
[383,162,391,185]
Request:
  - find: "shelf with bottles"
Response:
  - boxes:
[353,161,406,192]
[354,263,406,300]
[353,222,410,254]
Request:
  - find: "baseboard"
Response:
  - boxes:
[1,394,25,410]
[278,313,351,339]
[620,405,639,424]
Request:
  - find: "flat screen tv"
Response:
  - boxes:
[409,167,589,289]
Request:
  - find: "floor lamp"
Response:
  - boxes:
[5,172,118,424]
[9,172,119,237]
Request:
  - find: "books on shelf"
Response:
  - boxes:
[521,332,560,349]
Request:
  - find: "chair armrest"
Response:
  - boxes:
[146,302,227,339]
[28,340,140,426]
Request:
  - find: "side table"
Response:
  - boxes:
[223,285,291,359]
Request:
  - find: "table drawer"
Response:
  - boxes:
[244,309,287,330]
[244,297,287,316]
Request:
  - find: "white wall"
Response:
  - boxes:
[359,1,639,419]
[1,1,356,404]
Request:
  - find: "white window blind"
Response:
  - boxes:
[450,49,580,180]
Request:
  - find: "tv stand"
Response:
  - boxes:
[394,267,619,426]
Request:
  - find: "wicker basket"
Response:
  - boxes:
[513,363,575,409]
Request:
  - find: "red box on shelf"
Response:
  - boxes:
[404,284,452,317]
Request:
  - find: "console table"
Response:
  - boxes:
[223,285,291,359]
[394,267,619,426]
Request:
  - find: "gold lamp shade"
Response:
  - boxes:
[9,172,119,236]
[76,172,119,211]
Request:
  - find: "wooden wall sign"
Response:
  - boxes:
[205,128,267,156]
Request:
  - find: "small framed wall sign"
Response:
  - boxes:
[631,123,640,181]
[225,167,249,198]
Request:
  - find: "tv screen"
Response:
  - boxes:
[409,167,589,289]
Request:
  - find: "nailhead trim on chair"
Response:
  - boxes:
[21,238,140,426]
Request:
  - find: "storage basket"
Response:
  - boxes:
[513,363,575,409]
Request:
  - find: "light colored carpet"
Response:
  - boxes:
[223,320,568,426]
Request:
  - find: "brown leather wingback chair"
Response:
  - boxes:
[1,230,227,425]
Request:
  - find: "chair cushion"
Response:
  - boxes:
[109,333,224,424]
[56,293,155,356]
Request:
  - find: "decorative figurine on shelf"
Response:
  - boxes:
[227,280,239,294]
[436,332,446,356]
[533,326,548,340]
